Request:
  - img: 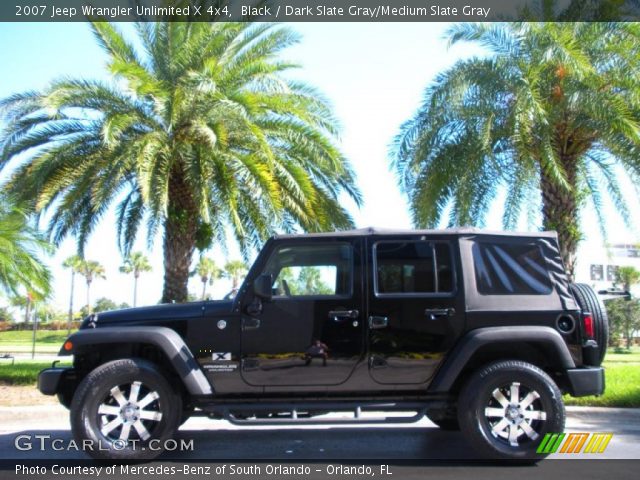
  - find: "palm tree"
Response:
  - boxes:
[617,266,640,294]
[297,266,332,295]
[0,22,361,303]
[393,22,640,277]
[0,196,51,299]
[192,257,220,300]
[518,0,640,21]
[10,292,35,324]
[62,254,83,333]
[78,260,106,313]
[119,251,152,307]
[222,260,248,291]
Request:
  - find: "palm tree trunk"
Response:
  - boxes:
[86,280,91,313]
[31,310,38,359]
[24,296,31,324]
[162,167,198,303]
[67,271,75,335]
[133,275,138,307]
[201,280,206,300]
[626,303,633,349]
[540,157,580,279]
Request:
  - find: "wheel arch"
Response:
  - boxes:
[428,326,575,393]
[60,327,213,397]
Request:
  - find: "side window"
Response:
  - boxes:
[264,243,352,297]
[375,241,454,295]
[472,242,552,295]
[276,266,337,296]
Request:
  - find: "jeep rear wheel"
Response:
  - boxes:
[458,360,565,461]
[70,358,182,460]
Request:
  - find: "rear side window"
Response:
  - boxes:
[472,242,552,295]
[375,241,454,294]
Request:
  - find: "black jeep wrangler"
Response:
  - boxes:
[38,228,606,461]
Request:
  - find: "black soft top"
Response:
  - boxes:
[271,227,576,312]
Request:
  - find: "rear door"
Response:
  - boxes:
[367,235,465,385]
[240,238,365,387]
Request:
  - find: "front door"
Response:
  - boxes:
[367,236,465,385]
[241,239,364,387]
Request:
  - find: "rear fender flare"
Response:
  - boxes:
[428,326,575,392]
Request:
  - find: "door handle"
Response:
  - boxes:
[368,316,389,329]
[424,308,455,320]
[328,309,359,322]
[242,317,261,330]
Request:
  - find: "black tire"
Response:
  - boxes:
[426,406,460,431]
[458,360,565,461]
[70,358,182,460]
[180,406,194,426]
[569,283,609,365]
[57,391,73,410]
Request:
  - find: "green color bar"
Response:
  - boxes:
[537,433,566,454]
[549,433,566,453]
[537,433,553,454]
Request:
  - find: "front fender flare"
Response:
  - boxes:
[428,326,575,393]
[60,326,213,396]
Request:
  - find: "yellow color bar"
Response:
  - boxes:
[584,434,598,453]
[583,433,613,453]
[597,433,613,453]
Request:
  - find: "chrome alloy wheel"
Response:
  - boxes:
[97,381,162,443]
[483,381,547,447]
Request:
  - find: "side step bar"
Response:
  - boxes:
[198,401,429,426]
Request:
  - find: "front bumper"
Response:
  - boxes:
[566,367,605,397]
[37,367,74,395]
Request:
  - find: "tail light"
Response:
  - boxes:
[583,313,595,339]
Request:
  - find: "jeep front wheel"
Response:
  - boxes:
[70,358,182,460]
[458,360,565,461]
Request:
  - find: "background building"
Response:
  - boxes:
[575,240,640,295]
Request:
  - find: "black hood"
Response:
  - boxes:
[81,300,234,328]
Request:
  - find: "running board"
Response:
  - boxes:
[224,410,426,426]
[200,401,428,426]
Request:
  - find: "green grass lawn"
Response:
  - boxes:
[564,347,640,408]
[0,330,72,354]
[0,330,71,344]
[600,348,640,363]
[0,361,60,385]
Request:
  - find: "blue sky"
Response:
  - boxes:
[0,22,637,310]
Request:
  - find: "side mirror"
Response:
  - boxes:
[253,273,273,301]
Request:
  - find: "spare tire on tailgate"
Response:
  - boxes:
[569,283,609,366]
